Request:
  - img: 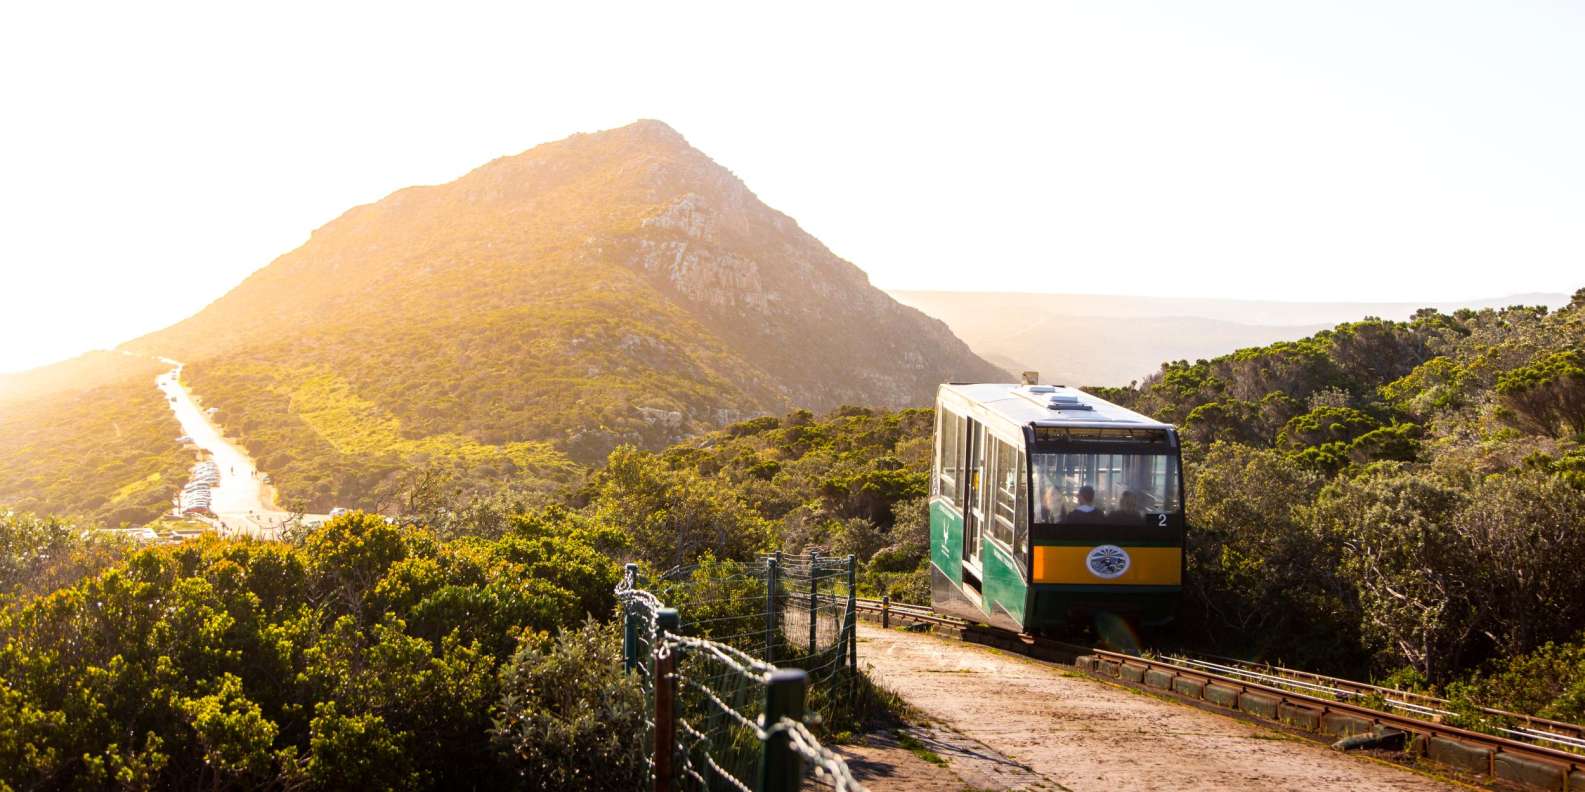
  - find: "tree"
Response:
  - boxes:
[1180,443,1353,666]
[492,621,646,791]
[1313,465,1473,679]
[1496,348,1585,438]
[1453,471,1585,657]
[591,445,767,568]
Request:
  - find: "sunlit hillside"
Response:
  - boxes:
[2,121,1004,515]
[0,378,189,525]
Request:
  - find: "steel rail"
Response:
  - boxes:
[1164,654,1585,752]
[852,597,1585,774]
[1165,651,1585,751]
[1088,644,1585,774]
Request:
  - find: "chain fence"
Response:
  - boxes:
[618,552,867,792]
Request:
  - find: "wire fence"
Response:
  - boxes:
[619,552,867,792]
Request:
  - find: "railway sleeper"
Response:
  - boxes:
[1321,712,1376,739]
[1493,752,1571,790]
[1203,682,1240,709]
[1278,702,1322,732]
[1171,675,1206,700]
[1425,735,1501,778]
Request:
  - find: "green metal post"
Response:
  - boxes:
[808,550,819,657]
[846,553,857,675]
[758,669,808,792]
[623,563,640,674]
[653,608,681,792]
[766,551,780,663]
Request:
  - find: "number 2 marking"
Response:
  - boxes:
[1157,513,1168,527]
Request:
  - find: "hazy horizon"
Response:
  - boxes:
[3,2,1583,372]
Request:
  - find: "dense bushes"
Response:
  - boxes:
[0,512,131,609]
[0,401,922,789]
[0,511,631,791]
[576,407,936,597]
[491,621,647,791]
[1117,298,1585,711]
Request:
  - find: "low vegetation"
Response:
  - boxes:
[0,380,190,526]
[1104,289,1585,713]
[0,509,645,790]
[3,290,1583,787]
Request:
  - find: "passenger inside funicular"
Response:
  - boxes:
[1033,451,1180,525]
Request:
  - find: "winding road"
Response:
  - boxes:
[154,361,303,538]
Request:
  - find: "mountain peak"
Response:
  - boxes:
[115,121,1004,506]
[619,118,685,140]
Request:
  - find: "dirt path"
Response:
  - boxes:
[856,623,1461,791]
[832,724,1057,791]
[153,361,319,538]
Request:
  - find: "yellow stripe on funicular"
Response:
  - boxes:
[1032,545,1182,586]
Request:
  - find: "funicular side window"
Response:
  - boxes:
[989,437,1017,548]
[937,409,963,509]
[1013,452,1028,568]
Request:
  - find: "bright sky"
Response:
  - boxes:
[2,1,1582,373]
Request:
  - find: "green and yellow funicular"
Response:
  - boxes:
[929,379,1184,633]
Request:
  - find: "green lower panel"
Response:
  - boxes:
[980,541,1027,626]
[929,499,963,584]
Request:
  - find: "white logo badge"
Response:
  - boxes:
[1086,545,1131,579]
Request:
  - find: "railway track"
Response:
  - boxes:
[853,596,1585,789]
[1162,651,1585,752]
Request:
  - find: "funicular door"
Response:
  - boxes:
[962,419,985,575]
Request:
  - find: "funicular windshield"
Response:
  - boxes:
[1032,451,1180,525]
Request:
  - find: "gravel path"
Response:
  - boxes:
[856,623,1462,791]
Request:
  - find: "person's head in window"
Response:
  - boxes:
[1075,485,1097,513]
[1039,478,1060,522]
[1117,489,1139,515]
[1109,489,1141,524]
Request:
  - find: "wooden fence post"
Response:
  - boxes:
[846,554,857,674]
[808,550,819,656]
[653,608,681,792]
[882,595,890,629]
[765,551,780,664]
[759,669,809,792]
[623,563,640,673]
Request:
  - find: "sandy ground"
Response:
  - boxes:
[156,362,313,537]
[852,623,1463,792]
[830,724,1057,791]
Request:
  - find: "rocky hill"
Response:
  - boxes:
[9,121,1002,514]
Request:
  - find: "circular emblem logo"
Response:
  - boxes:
[1086,545,1131,579]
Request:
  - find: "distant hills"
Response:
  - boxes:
[1,120,1003,518]
[0,350,167,406]
[890,290,1573,386]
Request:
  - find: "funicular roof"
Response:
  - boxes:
[939,383,1174,431]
